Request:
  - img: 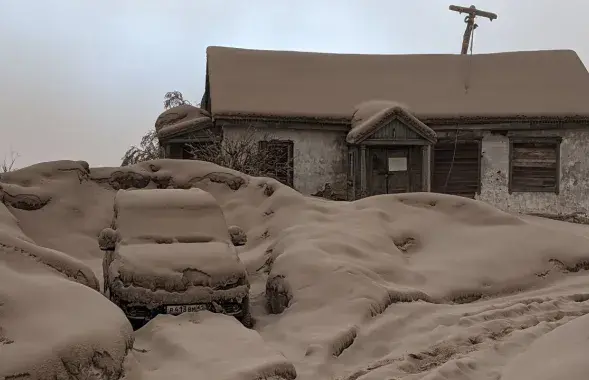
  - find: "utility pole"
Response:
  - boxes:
[449,4,497,54]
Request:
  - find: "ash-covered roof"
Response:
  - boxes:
[205,46,589,123]
[155,105,212,140]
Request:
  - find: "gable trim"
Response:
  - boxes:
[347,108,437,145]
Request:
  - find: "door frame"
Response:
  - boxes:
[349,142,432,199]
[366,146,411,195]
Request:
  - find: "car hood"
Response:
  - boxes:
[109,241,247,291]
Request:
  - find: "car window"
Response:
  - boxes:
[113,188,231,244]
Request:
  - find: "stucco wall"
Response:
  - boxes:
[477,129,589,215]
[222,125,348,197]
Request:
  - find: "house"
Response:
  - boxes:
[155,46,589,216]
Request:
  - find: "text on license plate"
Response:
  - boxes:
[166,304,207,315]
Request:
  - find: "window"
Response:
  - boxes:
[431,141,481,198]
[509,138,560,193]
[258,140,294,187]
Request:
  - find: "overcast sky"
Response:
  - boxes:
[1,0,588,168]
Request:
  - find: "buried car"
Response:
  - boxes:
[98,188,252,329]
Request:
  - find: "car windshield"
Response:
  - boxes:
[113,188,231,244]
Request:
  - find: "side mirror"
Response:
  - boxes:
[98,228,119,251]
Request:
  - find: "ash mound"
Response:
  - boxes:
[1,159,589,380]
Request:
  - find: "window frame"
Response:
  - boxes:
[258,139,294,187]
[508,137,561,194]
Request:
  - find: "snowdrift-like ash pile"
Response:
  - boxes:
[1,159,589,380]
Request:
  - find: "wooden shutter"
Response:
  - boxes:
[431,141,480,198]
[509,140,559,193]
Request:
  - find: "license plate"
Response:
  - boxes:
[165,304,207,315]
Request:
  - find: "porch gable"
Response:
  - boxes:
[346,104,437,145]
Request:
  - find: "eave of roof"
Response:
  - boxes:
[212,111,589,126]
[157,117,213,140]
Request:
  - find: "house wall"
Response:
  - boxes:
[476,128,589,215]
[221,124,349,198]
[217,121,589,213]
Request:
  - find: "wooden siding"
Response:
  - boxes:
[370,119,420,140]
[431,141,481,198]
[509,140,560,193]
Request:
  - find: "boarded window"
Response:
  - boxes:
[258,140,294,187]
[509,140,560,193]
[431,141,481,198]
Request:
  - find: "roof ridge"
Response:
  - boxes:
[206,45,582,59]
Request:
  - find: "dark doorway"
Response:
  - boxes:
[169,142,214,160]
[169,143,190,159]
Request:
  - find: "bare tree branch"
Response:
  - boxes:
[121,91,197,166]
[121,129,162,166]
[119,123,293,187]
[164,91,192,109]
[1,149,20,173]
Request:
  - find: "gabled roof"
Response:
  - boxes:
[155,105,212,140]
[347,101,437,144]
[204,46,589,123]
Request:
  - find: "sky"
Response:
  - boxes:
[1,0,588,168]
